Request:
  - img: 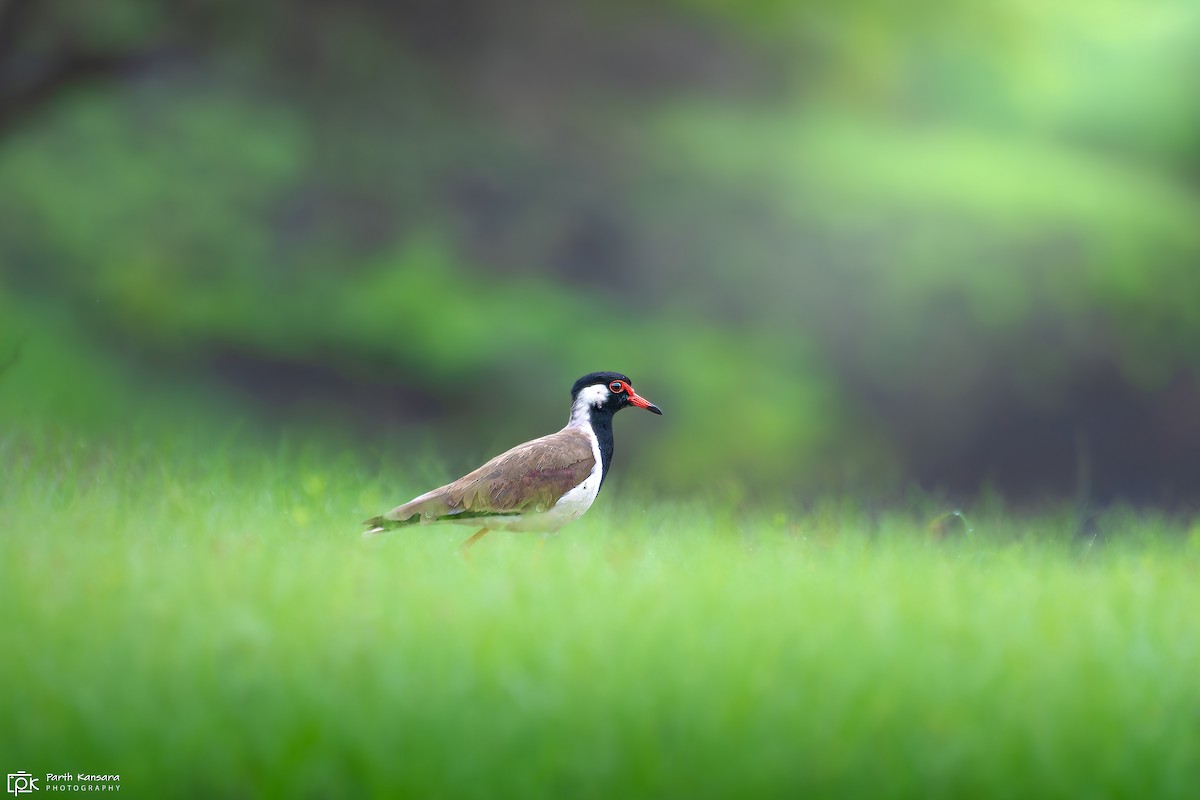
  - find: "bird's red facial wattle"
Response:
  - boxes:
[608,379,663,415]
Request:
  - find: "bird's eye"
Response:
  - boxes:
[609,381,624,393]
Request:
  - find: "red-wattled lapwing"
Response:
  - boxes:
[363,372,662,553]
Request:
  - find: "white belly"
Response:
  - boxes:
[543,466,603,523]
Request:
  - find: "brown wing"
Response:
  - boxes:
[367,428,595,529]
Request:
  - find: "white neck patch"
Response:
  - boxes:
[568,384,610,427]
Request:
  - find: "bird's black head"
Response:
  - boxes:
[570,371,663,417]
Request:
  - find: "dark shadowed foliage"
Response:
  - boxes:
[2,0,1199,506]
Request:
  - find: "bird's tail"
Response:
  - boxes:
[362,488,451,536]
[361,513,421,537]
[362,518,389,536]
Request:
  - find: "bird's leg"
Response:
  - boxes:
[459,528,490,559]
[531,533,548,566]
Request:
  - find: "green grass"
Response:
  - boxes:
[3,432,1199,799]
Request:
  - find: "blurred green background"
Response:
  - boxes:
[3,0,1199,506]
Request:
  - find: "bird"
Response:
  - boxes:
[363,371,662,553]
